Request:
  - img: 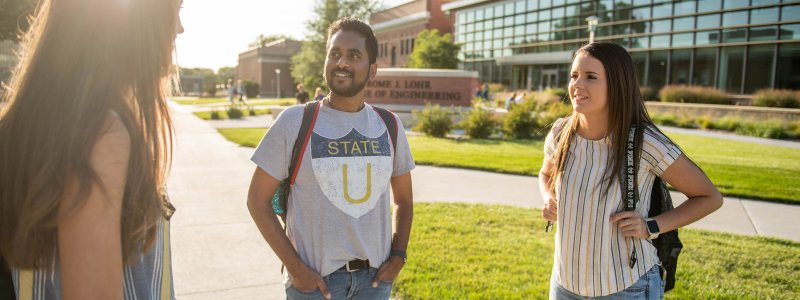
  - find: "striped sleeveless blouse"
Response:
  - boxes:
[11,218,175,300]
[544,118,682,297]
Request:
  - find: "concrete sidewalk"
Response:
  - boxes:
[167,104,799,299]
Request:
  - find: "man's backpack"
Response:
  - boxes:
[270,100,399,224]
[624,125,683,292]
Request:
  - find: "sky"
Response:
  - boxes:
[175,0,411,71]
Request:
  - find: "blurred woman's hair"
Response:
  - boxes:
[0,0,181,268]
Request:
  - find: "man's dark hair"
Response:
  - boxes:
[327,17,378,65]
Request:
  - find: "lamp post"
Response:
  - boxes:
[586,16,599,44]
[275,68,281,98]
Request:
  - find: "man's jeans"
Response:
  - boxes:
[550,265,664,299]
[286,267,392,300]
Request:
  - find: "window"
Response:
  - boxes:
[696,14,720,29]
[527,0,538,11]
[696,30,720,45]
[775,43,800,89]
[651,34,670,48]
[718,46,745,93]
[632,7,651,20]
[722,28,747,43]
[652,3,672,19]
[651,19,671,33]
[781,5,800,22]
[780,24,800,40]
[723,0,748,10]
[693,48,717,86]
[750,7,779,24]
[673,33,694,46]
[673,16,695,31]
[722,11,748,27]
[750,26,778,41]
[673,0,696,15]
[631,35,650,48]
[648,50,669,89]
[671,49,692,84]
[744,45,776,93]
[697,0,721,12]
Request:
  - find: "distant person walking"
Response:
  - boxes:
[295,83,310,104]
[313,87,326,101]
[237,79,248,105]
[505,93,516,110]
[539,42,722,299]
[0,0,183,298]
[227,78,236,104]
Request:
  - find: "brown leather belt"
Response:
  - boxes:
[344,259,370,272]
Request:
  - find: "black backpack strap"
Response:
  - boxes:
[624,124,641,268]
[288,100,321,183]
[371,105,398,154]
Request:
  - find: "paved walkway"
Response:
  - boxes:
[167,103,800,299]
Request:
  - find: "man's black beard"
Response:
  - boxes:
[326,68,370,97]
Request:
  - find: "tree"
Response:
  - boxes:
[407,29,460,69]
[248,34,293,49]
[0,0,37,41]
[290,0,380,90]
[180,67,218,96]
[217,66,236,83]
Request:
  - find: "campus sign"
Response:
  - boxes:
[364,68,478,107]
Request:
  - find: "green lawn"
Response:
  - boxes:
[172,97,296,106]
[216,128,266,147]
[213,128,800,204]
[193,109,271,121]
[392,203,799,299]
[172,98,229,105]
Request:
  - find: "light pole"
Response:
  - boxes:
[586,16,599,44]
[275,68,281,98]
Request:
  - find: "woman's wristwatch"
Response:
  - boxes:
[646,218,661,240]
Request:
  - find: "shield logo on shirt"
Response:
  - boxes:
[310,129,393,218]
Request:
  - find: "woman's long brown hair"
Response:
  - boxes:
[550,43,654,196]
[0,0,180,268]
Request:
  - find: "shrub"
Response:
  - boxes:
[650,114,677,127]
[544,88,568,102]
[502,105,538,139]
[640,86,658,101]
[227,106,244,119]
[210,108,221,120]
[735,121,787,139]
[242,80,260,98]
[752,89,800,108]
[413,104,453,138]
[659,85,732,105]
[461,107,497,139]
[247,106,257,116]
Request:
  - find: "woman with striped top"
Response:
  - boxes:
[539,43,723,299]
[0,0,183,298]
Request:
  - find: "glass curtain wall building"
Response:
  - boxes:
[443,0,800,94]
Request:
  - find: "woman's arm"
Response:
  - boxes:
[652,154,723,233]
[58,117,129,300]
[613,154,723,237]
[539,158,558,222]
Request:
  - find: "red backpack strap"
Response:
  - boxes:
[371,105,398,154]
[288,100,321,185]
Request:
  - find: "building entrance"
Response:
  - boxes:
[541,69,558,90]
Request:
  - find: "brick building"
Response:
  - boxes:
[370,0,454,68]
[237,38,302,97]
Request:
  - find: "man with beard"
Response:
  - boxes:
[246,17,414,300]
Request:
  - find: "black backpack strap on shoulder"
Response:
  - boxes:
[289,100,321,184]
[624,125,640,268]
[371,105,398,154]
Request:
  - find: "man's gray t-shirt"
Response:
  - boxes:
[251,102,415,283]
